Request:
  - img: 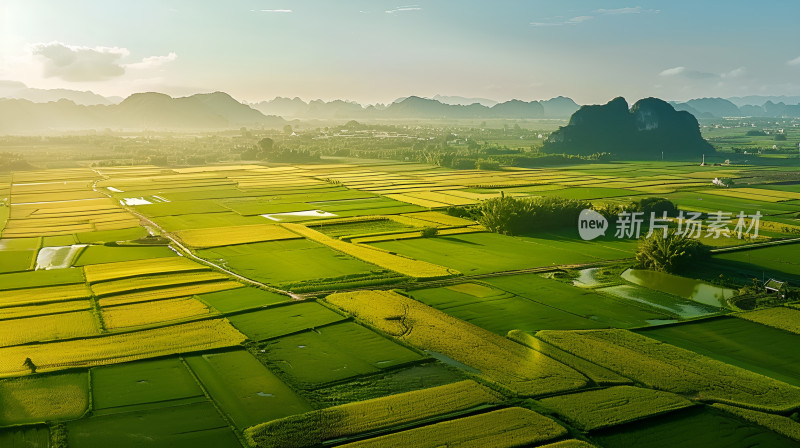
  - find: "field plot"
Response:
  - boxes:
[244,380,501,448]
[281,223,458,279]
[0,372,88,425]
[102,297,214,330]
[185,350,311,428]
[537,329,800,411]
[89,271,230,297]
[83,256,207,283]
[638,317,800,387]
[197,287,290,312]
[736,307,800,334]
[91,357,204,412]
[407,282,607,334]
[713,243,800,281]
[591,406,799,448]
[0,268,85,290]
[0,249,34,273]
[325,290,588,396]
[261,321,425,387]
[539,386,694,431]
[484,274,672,328]
[197,239,387,288]
[337,407,566,448]
[507,330,631,386]
[67,401,242,448]
[712,403,800,442]
[371,232,634,275]
[152,211,265,232]
[226,302,347,341]
[175,224,301,248]
[0,319,246,377]
[0,425,49,447]
[0,286,92,310]
[98,281,242,307]
[0,299,90,320]
[0,311,98,347]
[73,245,177,266]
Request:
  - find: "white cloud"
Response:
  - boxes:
[386,5,421,14]
[568,16,594,24]
[659,66,716,79]
[788,56,800,66]
[31,42,129,82]
[125,52,177,70]
[595,6,659,15]
[253,9,292,13]
[721,66,746,78]
[660,66,686,76]
[531,7,656,27]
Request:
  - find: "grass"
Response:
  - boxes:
[83,256,207,283]
[175,224,301,248]
[712,403,800,442]
[260,321,425,387]
[407,282,608,334]
[185,350,312,429]
[196,287,290,313]
[334,407,566,448]
[98,281,242,307]
[0,426,50,447]
[0,372,89,425]
[91,357,204,411]
[89,271,230,297]
[304,363,466,407]
[539,386,694,431]
[0,300,90,320]
[537,328,800,412]
[244,380,502,448]
[0,250,35,273]
[591,406,799,448]
[0,319,246,377]
[0,311,99,347]
[73,245,178,266]
[197,239,382,286]
[0,268,84,290]
[281,223,458,279]
[325,290,588,396]
[66,401,242,448]
[637,317,800,388]
[507,330,631,386]
[736,307,800,334]
[371,232,634,275]
[226,302,347,341]
[102,297,214,330]
[484,274,673,328]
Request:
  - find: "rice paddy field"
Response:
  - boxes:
[1,160,799,447]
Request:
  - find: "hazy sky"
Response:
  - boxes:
[1,1,799,104]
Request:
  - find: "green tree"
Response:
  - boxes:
[635,231,710,273]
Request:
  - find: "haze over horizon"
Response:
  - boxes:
[2,1,799,106]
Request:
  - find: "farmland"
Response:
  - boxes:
[1,158,800,447]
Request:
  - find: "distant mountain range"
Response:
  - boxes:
[671,97,800,118]
[251,95,580,119]
[0,80,122,106]
[0,92,285,133]
[2,80,800,134]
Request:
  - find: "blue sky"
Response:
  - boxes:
[1,1,799,104]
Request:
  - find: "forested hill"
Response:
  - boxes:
[542,97,714,159]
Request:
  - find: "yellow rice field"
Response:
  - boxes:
[84,256,209,283]
[102,297,214,330]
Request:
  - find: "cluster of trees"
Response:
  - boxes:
[634,231,710,273]
[450,195,591,235]
[0,152,32,172]
[241,137,320,163]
